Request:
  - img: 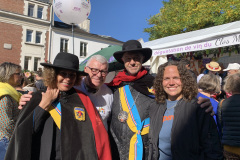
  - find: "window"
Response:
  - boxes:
[28,4,34,17]
[60,38,68,52]
[36,31,42,43]
[37,6,43,19]
[34,57,40,71]
[24,56,31,70]
[26,30,33,42]
[80,42,87,57]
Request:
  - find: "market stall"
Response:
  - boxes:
[143,20,240,73]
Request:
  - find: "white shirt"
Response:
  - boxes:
[74,78,113,130]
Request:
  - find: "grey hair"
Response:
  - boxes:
[86,55,109,69]
[0,62,21,83]
[198,74,221,93]
[224,73,240,93]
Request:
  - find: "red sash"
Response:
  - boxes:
[76,90,112,160]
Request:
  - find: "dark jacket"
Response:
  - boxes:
[35,79,47,91]
[110,85,156,160]
[148,98,223,160]
[5,88,111,160]
[220,94,240,147]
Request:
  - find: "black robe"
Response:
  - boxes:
[5,88,104,160]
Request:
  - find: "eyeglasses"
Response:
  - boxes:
[58,71,77,78]
[87,66,108,76]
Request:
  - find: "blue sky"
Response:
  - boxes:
[54,0,164,43]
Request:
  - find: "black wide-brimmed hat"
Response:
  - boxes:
[113,40,152,64]
[41,52,87,75]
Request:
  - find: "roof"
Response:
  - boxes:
[143,21,240,52]
[53,21,123,44]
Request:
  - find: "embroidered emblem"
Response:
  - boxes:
[74,107,85,121]
[118,111,128,123]
[97,107,105,114]
[148,87,155,94]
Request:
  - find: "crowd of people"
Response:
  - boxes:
[0,39,239,160]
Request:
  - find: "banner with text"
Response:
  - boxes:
[152,33,240,56]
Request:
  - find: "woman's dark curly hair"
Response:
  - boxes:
[153,61,198,103]
[43,67,82,89]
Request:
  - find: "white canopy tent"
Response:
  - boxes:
[143,21,240,73]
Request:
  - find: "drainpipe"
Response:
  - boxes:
[48,2,53,63]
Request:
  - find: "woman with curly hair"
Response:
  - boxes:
[5,52,112,160]
[148,61,223,160]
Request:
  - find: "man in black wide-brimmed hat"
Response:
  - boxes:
[108,40,155,160]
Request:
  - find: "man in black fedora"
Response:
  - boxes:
[108,40,155,160]
[107,40,213,160]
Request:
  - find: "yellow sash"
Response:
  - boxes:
[48,101,61,129]
[119,86,150,160]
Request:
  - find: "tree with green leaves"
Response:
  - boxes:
[144,0,240,40]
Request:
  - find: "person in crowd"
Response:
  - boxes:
[148,61,223,160]
[22,76,38,92]
[18,55,113,131]
[34,70,47,91]
[179,58,197,81]
[5,52,111,160]
[218,73,240,159]
[223,62,240,76]
[218,62,227,81]
[0,62,22,159]
[222,63,240,98]
[15,73,29,94]
[75,55,113,130]
[15,76,37,94]
[197,74,221,128]
[197,61,222,85]
[107,40,214,160]
[197,61,224,101]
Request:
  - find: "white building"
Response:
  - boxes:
[49,21,123,64]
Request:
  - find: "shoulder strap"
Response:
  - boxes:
[119,85,150,160]
[75,89,112,160]
[219,99,225,108]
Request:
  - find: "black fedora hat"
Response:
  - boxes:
[113,40,152,64]
[41,52,87,76]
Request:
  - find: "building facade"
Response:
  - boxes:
[0,0,123,71]
[0,0,51,71]
[50,21,123,64]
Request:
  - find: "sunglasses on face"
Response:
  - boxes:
[58,71,77,78]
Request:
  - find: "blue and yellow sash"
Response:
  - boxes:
[48,101,61,129]
[119,85,150,160]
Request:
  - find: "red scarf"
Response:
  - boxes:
[107,67,148,86]
[76,90,112,160]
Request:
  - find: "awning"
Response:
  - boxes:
[143,21,240,56]
[142,21,240,73]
